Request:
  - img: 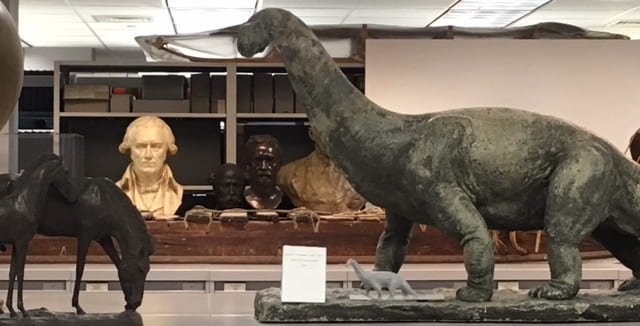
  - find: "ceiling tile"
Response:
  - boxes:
[170,8,254,22]
[100,38,140,47]
[262,8,350,17]
[356,0,454,9]
[27,37,103,47]
[20,13,83,22]
[14,0,640,48]
[168,0,256,9]
[535,0,640,11]
[349,9,439,18]
[261,0,361,9]
[514,10,624,27]
[590,25,640,39]
[342,16,431,27]
[74,6,169,22]
[66,0,165,7]
[297,16,346,25]
[604,5,640,23]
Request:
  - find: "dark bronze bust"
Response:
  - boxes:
[210,163,247,209]
[243,134,283,209]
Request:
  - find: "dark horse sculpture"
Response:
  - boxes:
[0,174,154,314]
[0,154,74,317]
[40,177,154,314]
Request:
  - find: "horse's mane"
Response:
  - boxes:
[89,177,155,255]
[23,153,58,175]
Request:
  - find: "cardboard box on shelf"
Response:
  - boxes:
[210,75,226,113]
[190,96,210,113]
[142,75,187,100]
[274,75,294,113]
[237,75,252,113]
[64,100,109,113]
[253,73,273,113]
[63,84,110,100]
[132,99,190,113]
[191,73,210,98]
[110,94,132,112]
[294,92,306,114]
[214,99,226,113]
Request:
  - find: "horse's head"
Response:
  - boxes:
[118,240,153,311]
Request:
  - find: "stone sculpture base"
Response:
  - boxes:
[254,287,640,323]
[0,308,142,326]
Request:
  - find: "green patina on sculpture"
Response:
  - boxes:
[237,8,640,302]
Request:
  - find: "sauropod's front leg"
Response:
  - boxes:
[431,186,494,302]
[529,147,613,300]
[374,212,414,273]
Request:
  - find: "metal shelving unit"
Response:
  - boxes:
[53,60,364,186]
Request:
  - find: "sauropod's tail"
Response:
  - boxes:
[400,278,417,295]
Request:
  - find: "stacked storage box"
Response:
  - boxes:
[133,75,189,113]
[63,85,109,112]
[190,73,210,113]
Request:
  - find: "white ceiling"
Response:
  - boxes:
[16,0,640,49]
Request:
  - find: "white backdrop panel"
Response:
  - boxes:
[365,39,640,151]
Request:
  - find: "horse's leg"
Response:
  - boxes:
[14,242,30,317]
[6,245,16,317]
[72,238,90,315]
[98,237,121,267]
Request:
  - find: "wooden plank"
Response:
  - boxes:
[0,221,609,264]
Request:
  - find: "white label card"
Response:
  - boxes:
[281,245,327,303]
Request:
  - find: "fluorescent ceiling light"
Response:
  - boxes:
[167,0,256,9]
[171,8,254,33]
[430,0,550,28]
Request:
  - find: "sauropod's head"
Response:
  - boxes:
[346,258,357,267]
[237,8,295,58]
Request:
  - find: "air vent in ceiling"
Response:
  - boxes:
[92,15,154,23]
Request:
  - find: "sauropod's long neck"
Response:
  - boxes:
[268,11,410,184]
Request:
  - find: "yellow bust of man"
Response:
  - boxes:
[116,116,183,218]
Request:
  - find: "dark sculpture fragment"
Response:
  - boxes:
[243,134,283,209]
[237,8,640,302]
[210,163,248,209]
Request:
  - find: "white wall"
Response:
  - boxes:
[365,39,640,151]
[24,47,146,71]
[24,47,93,71]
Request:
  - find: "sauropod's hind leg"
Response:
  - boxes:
[530,147,613,300]
[591,221,640,291]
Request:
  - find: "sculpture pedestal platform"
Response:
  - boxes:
[254,287,640,323]
[0,309,142,326]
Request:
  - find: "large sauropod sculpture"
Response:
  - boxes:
[0,2,23,129]
[237,8,640,302]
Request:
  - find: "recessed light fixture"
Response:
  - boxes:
[429,0,551,28]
